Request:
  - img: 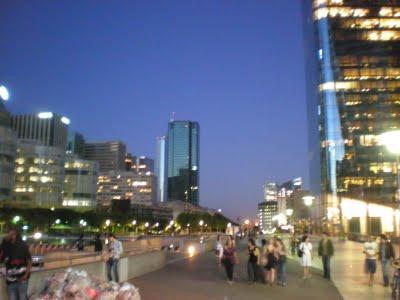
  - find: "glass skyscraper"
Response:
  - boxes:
[303,0,400,220]
[167,120,200,205]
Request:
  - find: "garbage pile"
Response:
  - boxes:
[30,268,141,300]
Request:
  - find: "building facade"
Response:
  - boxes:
[84,141,126,172]
[263,182,278,201]
[63,156,98,208]
[125,154,154,174]
[155,136,167,203]
[167,120,200,205]
[303,0,400,221]
[97,171,156,206]
[67,131,85,156]
[258,201,278,233]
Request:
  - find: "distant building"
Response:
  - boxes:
[258,201,278,233]
[11,112,69,149]
[277,177,302,217]
[263,182,278,201]
[67,132,85,156]
[167,120,200,205]
[155,136,167,203]
[97,171,156,206]
[62,155,98,209]
[84,141,126,172]
[125,153,154,174]
[0,104,16,201]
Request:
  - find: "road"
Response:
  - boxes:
[132,245,343,300]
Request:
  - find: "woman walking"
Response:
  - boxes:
[215,235,223,266]
[264,239,278,286]
[299,235,313,280]
[276,238,287,286]
[221,237,239,285]
[247,238,260,283]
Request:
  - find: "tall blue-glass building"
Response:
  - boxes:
[303,0,400,220]
[167,120,200,205]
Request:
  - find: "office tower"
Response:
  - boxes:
[11,112,69,149]
[303,1,400,220]
[155,136,167,203]
[258,201,278,233]
[167,120,200,205]
[277,177,303,217]
[97,171,156,206]
[125,153,154,174]
[67,131,85,156]
[263,182,278,201]
[84,141,126,172]
[63,155,98,209]
[0,104,16,201]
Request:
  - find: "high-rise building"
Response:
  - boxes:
[84,141,126,172]
[258,201,278,233]
[0,104,16,201]
[125,153,154,174]
[263,182,278,201]
[303,1,400,220]
[11,112,69,149]
[167,120,200,205]
[67,132,85,156]
[155,136,167,203]
[97,171,156,206]
[63,155,98,209]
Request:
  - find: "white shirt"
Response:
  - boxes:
[364,241,377,260]
[300,242,312,255]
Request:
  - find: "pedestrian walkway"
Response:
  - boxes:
[132,245,342,300]
[308,238,393,300]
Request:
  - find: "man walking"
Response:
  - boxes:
[378,234,395,287]
[106,234,123,282]
[363,236,378,286]
[318,232,334,280]
[0,228,32,300]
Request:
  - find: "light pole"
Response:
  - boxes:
[199,220,204,233]
[302,196,315,234]
[380,130,400,235]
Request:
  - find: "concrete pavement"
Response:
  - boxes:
[132,245,343,300]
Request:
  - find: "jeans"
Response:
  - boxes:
[277,256,287,285]
[322,255,331,279]
[247,260,258,282]
[223,259,234,281]
[381,259,390,286]
[7,281,28,300]
[107,258,119,282]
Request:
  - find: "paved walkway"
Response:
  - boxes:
[132,247,342,300]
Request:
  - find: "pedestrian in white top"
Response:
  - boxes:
[106,234,123,282]
[215,235,224,266]
[299,235,313,280]
[363,235,378,286]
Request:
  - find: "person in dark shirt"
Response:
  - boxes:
[94,234,103,252]
[0,228,32,300]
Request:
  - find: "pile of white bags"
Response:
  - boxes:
[30,268,140,300]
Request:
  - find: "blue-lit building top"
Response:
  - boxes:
[167,120,200,205]
[303,0,400,217]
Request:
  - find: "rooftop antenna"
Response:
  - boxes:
[170,112,176,122]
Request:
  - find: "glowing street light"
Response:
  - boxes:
[132,220,137,226]
[145,222,149,228]
[55,219,61,224]
[302,195,315,233]
[105,219,111,227]
[33,232,42,240]
[199,220,204,226]
[217,209,222,213]
[0,85,10,101]
[244,219,250,225]
[13,216,21,223]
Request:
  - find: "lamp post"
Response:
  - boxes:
[302,196,315,234]
[380,130,400,236]
[199,220,204,233]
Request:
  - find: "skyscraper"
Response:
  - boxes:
[303,1,400,220]
[155,136,167,203]
[84,141,126,172]
[167,120,200,205]
[67,131,85,156]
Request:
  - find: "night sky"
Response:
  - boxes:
[0,1,307,220]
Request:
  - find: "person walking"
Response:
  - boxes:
[215,235,224,266]
[318,232,334,280]
[0,228,32,300]
[299,235,313,280]
[106,234,123,282]
[276,238,287,286]
[363,235,378,286]
[378,234,395,287]
[264,239,278,286]
[94,234,103,253]
[247,238,260,283]
[76,234,85,251]
[221,236,239,285]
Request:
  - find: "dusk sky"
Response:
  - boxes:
[0,1,307,220]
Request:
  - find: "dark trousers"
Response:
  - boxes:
[322,255,331,279]
[7,281,28,300]
[223,259,234,281]
[247,260,258,282]
[277,256,287,284]
[107,258,119,282]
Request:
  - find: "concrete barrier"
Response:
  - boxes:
[0,250,166,299]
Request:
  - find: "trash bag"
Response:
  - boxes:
[29,268,141,300]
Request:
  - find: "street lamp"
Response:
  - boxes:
[199,220,204,233]
[302,196,315,234]
[0,85,10,101]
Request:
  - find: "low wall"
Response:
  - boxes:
[0,250,166,299]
